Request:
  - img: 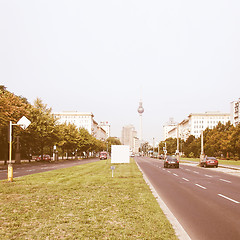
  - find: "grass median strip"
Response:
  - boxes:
[0,159,177,240]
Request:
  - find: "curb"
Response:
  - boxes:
[136,161,191,240]
[218,165,240,171]
[181,161,240,171]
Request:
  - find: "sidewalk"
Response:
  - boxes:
[180,159,240,171]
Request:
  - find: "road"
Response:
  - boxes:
[136,156,240,240]
[0,158,99,180]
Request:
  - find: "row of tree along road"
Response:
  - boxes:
[1,85,239,163]
[0,86,121,164]
[157,122,240,160]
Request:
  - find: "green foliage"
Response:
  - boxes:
[0,160,177,239]
[0,87,109,161]
[106,137,121,153]
[159,121,240,159]
[0,86,30,160]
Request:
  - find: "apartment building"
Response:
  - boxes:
[53,111,108,140]
[163,118,178,140]
[230,98,240,126]
[188,112,231,138]
[121,125,138,152]
[99,121,111,138]
[166,111,231,140]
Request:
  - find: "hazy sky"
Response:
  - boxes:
[1,1,240,143]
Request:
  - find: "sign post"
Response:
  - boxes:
[8,116,31,182]
[110,166,115,178]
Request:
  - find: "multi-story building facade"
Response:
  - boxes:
[99,121,111,138]
[165,112,231,140]
[188,112,231,138]
[121,125,138,152]
[230,98,240,126]
[163,118,178,140]
[53,111,108,140]
[133,137,140,154]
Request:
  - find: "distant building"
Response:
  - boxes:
[99,121,111,138]
[121,125,138,152]
[53,111,107,140]
[133,137,140,154]
[187,112,230,138]
[163,118,178,140]
[230,98,240,126]
[166,112,231,140]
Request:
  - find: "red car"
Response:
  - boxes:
[99,152,107,160]
[35,155,51,162]
[200,157,218,168]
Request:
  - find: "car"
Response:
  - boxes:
[200,156,218,168]
[130,153,135,157]
[158,154,164,159]
[35,155,51,162]
[164,156,179,168]
[99,151,107,160]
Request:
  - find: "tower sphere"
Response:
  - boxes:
[138,102,144,114]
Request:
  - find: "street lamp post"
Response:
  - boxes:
[8,117,31,182]
[176,124,180,161]
[152,137,155,157]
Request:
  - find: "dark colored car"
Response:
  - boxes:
[200,156,218,168]
[164,156,179,168]
[35,155,51,162]
[99,151,107,160]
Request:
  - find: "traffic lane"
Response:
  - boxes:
[178,164,240,203]
[0,158,99,180]
[150,158,240,202]
[147,158,240,212]
[136,157,240,240]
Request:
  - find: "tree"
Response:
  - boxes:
[57,123,79,159]
[106,137,121,153]
[22,98,58,159]
[0,87,30,161]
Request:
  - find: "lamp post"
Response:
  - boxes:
[8,117,31,182]
[200,130,204,162]
[152,137,155,157]
[176,124,180,161]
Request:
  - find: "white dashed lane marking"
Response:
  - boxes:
[195,184,207,190]
[205,174,213,178]
[218,194,239,204]
[220,179,232,183]
[182,178,189,182]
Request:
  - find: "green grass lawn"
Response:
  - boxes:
[0,159,177,240]
[181,157,240,166]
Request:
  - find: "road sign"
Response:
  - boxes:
[111,166,115,178]
[17,116,31,129]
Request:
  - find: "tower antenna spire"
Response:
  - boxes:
[137,91,144,142]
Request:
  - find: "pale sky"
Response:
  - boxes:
[1,1,240,143]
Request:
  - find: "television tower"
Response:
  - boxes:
[137,99,144,142]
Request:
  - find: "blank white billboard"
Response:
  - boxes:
[111,145,130,163]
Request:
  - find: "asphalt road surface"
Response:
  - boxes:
[0,158,99,180]
[136,156,240,240]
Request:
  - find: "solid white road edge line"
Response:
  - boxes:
[218,194,239,204]
[136,161,191,240]
[195,184,207,189]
